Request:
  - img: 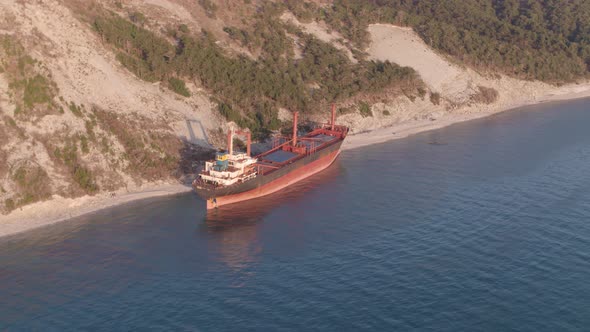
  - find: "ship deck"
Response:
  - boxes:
[257,134,338,163]
[254,130,343,175]
[195,124,348,191]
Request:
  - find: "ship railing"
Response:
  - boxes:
[195,168,259,189]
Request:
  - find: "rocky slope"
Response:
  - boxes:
[0,0,220,214]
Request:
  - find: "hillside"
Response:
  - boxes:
[319,0,590,82]
[0,0,219,216]
[2,0,590,227]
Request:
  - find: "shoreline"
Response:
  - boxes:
[343,84,590,151]
[2,85,590,239]
[0,184,192,239]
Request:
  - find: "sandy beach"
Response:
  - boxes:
[343,84,590,151]
[0,183,191,238]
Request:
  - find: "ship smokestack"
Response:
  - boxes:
[292,111,299,146]
[227,129,233,155]
[331,103,336,131]
[246,131,251,156]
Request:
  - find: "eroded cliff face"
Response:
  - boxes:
[0,0,220,214]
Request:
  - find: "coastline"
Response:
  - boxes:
[2,84,590,238]
[0,184,192,239]
[343,83,590,151]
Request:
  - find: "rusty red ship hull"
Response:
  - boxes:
[193,124,348,209]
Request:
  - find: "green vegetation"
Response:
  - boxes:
[23,75,53,108]
[4,199,14,212]
[73,165,96,192]
[358,102,372,118]
[68,102,83,117]
[383,110,391,116]
[128,11,146,25]
[284,0,321,24]
[51,138,98,194]
[322,0,590,82]
[471,86,499,104]
[178,24,189,34]
[80,135,89,154]
[337,105,355,116]
[94,110,181,181]
[91,10,422,137]
[417,87,427,99]
[430,92,442,106]
[5,116,17,128]
[7,164,51,211]
[85,119,96,141]
[1,35,58,118]
[198,0,218,18]
[168,77,191,97]
[223,26,250,46]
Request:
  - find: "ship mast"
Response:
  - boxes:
[292,111,298,146]
[331,103,336,131]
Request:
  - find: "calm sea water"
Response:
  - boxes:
[2,99,590,331]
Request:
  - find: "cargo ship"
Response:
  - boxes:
[193,105,348,209]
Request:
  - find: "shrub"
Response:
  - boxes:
[10,164,51,209]
[69,102,83,117]
[338,106,354,115]
[383,110,391,116]
[23,75,52,108]
[94,110,182,181]
[358,101,372,117]
[80,135,89,154]
[417,87,427,98]
[198,0,217,18]
[6,116,17,128]
[471,86,499,104]
[50,138,99,194]
[168,77,191,97]
[223,26,250,46]
[4,198,15,212]
[129,11,146,25]
[218,103,241,123]
[178,24,189,33]
[430,92,441,105]
[73,165,98,193]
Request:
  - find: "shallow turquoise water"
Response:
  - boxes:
[1,99,590,331]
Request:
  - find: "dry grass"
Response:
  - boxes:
[4,161,52,212]
[30,127,100,197]
[1,35,60,120]
[430,92,442,105]
[471,86,499,104]
[93,109,183,181]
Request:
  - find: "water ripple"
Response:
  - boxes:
[2,99,590,330]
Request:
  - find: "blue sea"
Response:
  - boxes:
[1,99,590,331]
